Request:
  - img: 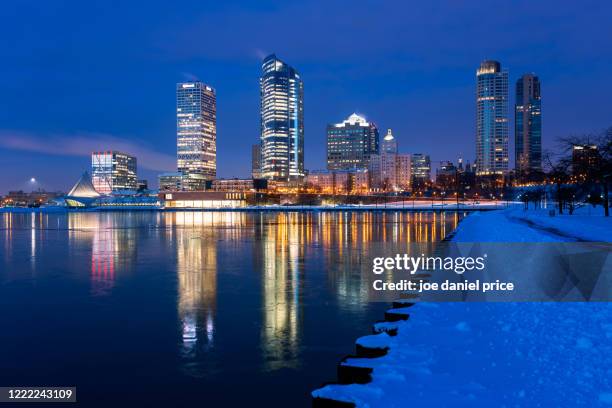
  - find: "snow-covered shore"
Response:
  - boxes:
[451,205,611,242]
[312,206,612,407]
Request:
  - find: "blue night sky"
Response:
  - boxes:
[1,0,611,193]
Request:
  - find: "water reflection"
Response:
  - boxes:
[165,212,248,377]
[0,210,463,380]
[258,213,303,371]
[68,213,137,296]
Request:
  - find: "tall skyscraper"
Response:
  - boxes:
[251,144,262,179]
[91,151,137,193]
[260,54,304,182]
[515,74,542,174]
[177,82,217,182]
[326,113,379,171]
[476,60,509,175]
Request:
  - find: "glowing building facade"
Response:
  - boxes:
[476,60,509,175]
[326,113,379,171]
[177,82,217,183]
[91,151,137,194]
[260,54,304,182]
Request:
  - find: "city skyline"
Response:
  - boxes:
[1,1,611,193]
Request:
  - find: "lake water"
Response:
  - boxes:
[0,211,462,407]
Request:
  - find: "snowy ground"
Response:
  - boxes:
[451,204,611,242]
[507,206,612,242]
[313,205,612,407]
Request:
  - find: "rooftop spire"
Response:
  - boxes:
[384,128,394,141]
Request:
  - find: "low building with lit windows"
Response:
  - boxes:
[159,191,251,209]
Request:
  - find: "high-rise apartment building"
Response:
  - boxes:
[326,113,379,171]
[177,82,217,182]
[91,151,137,194]
[515,74,542,174]
[476,60,509,175]
[260,54,304,182]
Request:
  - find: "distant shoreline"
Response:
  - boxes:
[0,204,504,213]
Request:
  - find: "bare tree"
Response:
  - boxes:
[543,150,571,214]
[558,127,612,216]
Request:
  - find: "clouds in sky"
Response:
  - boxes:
[0,130,175,172]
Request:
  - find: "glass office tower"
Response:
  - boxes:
[177,82,217,182]
[476,60,509,175]
[260,54,304,182]
[326,113,379,171]
[91,151,137,194]
[515,73,542,174]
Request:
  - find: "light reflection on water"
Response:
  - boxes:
[0,210,462,406]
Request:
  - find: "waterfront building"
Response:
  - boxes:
[476,60,509,175]
[91,151,137,194]
[159,191,250,209]
[251,144,262,179]
[95,194,160,209]
[260,54,304,182]
[177,82,217,183]
[326,113,379,171]
[411,153,431,187]
[65,172,101,207]
[515,74,542,175]
[2,190,64,207]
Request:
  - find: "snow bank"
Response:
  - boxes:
[314,303,612,407]
[507,208,612,242]
[313,206,612,407]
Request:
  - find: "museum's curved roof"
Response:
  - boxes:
[67,172,101,198]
